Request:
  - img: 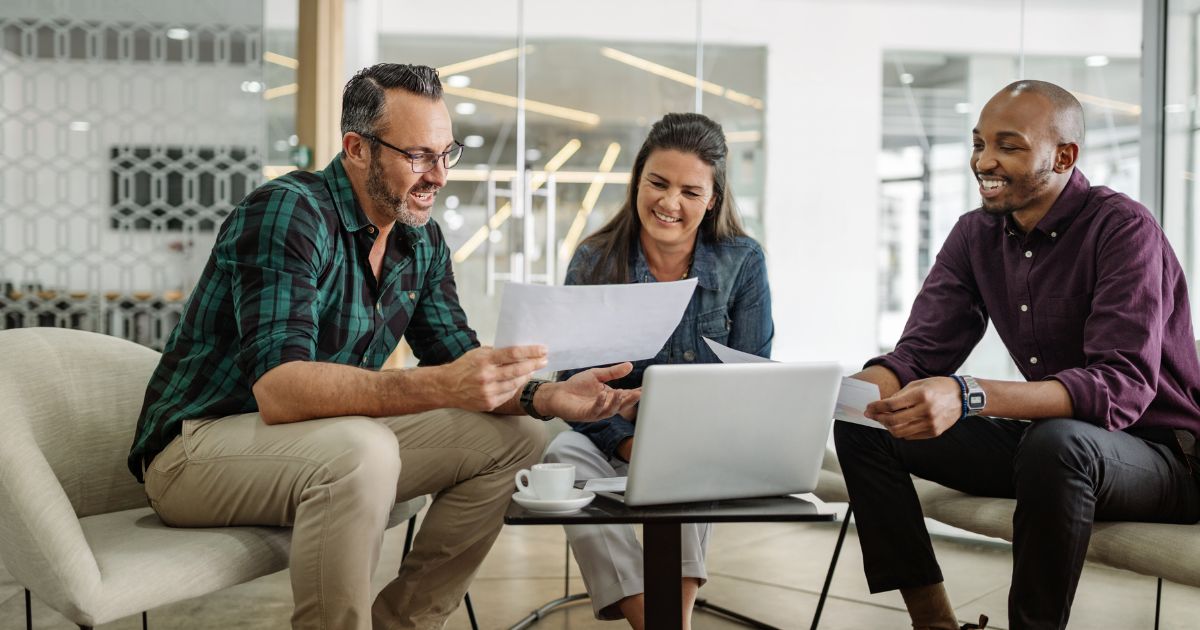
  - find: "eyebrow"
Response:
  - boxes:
[971,128,1028,143]
[645,171,707,191]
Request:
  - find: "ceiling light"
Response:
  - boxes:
[600,47,763,110]
[1166,103,1187,114]
[561,142,622,260]
[464,135,485,148]
[1085,55,1110,67]
[241,81,265,94]
[436,46,535,77]
[455,102,477,115]
[443,209,464,231]
[525,148,542,162]
[442,85,600,126]
[899,73,914,85]
[264,83,298,100]
[68,121,90,132]
[446,75,471,88]
[725,130,762,144]
[1071,90,1140,115]
[264,51,299,70]
[954,102,971,114]
[166,28,189,41]
[444,195,460,210]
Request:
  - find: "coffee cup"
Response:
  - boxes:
[515,463,575,500]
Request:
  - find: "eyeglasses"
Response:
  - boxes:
[359,133,465,173]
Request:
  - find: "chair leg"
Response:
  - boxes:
[402,514,417,560]
[465,592,479,630]
[143,610,149,630]
[1155,577,1162,630]
[25,589,31,630]
[811,505,853,630]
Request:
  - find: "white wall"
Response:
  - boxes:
[376,0,1141,368]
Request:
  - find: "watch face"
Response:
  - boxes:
[968,392,985,407]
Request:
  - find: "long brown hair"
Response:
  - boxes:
[578,112,747,284]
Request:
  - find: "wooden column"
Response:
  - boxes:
[296,0,344,170]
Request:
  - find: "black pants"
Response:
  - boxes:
[833,417,1200,630]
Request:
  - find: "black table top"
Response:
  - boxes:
[504,493,835,526]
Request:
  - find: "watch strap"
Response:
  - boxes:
[520,379,556,421]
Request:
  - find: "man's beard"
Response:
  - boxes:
[979,161,1054,216]
[366,153,432,228]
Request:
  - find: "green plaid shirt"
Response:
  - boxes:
[128,156,479,480]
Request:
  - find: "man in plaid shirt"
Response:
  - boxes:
[128,64,636,630]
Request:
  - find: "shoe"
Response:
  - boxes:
[960,615,988,630]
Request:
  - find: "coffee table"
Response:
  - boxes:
[504,493,835,630]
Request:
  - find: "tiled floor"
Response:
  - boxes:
[3,508,1199,629]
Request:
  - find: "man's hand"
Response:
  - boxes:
[536,363,640,422]
[865,376,963,440]
[437,345,548,412]
[616,437,635,462]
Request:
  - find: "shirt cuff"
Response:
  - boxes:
[570,415,636,460]
[1047,368,1117,431]
[236,333,317,385]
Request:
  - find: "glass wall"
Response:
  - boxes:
[1164,0,1200,331]
[880,48,1143,379]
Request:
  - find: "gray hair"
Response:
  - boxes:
[340,63,443,136]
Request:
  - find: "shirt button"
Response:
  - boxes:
[1024,250,1033,258]
[408,291,417,300]
[1050,231,1057,238]
[366,226,376,234]
[1030,357,1039,364]
[683,350,695,361]
[1020,304,1028,312]
[375,303,382,313]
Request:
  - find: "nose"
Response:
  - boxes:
[659,190,683,212]
[975,147,999,173]
[423,159,448,187]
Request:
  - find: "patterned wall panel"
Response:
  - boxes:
[0,0,265,348]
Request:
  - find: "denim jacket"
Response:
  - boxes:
[558,233,774,459]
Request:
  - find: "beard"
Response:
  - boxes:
[978,160,1055,217]
[366,152,433,228]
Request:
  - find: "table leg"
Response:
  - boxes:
[643,522,683,630]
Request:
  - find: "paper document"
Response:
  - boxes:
[702,337,887,431]
[583,476,628,493]
[494,279,697,373]
[835,378,887,430]
[702,337,774,363]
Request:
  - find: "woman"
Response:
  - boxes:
[544,112,774,629]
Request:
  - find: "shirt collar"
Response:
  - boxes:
[1003,168,1090,239]
[321,154,426,248]
[322,154,371,232]
[631,233,719,290]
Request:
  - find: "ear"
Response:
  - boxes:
[1054,142,1079,173]
[342,132,371,168]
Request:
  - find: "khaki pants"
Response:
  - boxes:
[144,408,546,630]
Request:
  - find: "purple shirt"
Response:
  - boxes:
[869,169,1200,435]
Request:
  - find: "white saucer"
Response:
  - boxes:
[512,488,595,514]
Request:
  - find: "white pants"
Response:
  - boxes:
[543,430,711,620]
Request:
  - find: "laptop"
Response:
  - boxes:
[622,362,841,507]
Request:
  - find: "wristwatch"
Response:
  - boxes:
[960,375,986,416]
[520,379,556,421]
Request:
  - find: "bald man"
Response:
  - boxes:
[835,80,1200,630]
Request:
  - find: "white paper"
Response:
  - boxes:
[835,378,888,430]
[583,476,628,492]
[702,337,774,363]
[495,279,697,373]
[703,338,888,431]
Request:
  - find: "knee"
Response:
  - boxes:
[833,419,886,464]
[543,429,590,465]
[317,419,402,501]
[1013,419,1099,483]
[501,414,549,469]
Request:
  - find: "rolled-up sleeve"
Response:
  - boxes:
[866,217,988,385]
[727,245,774,358]
[1048,216,1164,431]
[571,415,637,460]
[215,187,326,385]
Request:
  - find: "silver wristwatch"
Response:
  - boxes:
[961,375,986,415]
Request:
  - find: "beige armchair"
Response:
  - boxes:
[0,327,425,629]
